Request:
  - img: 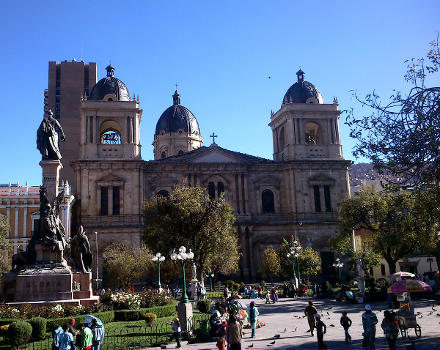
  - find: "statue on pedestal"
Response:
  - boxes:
[12,186,67,270]
[70,225,93,273]
[37,109,66,160]
[191,263,197,281]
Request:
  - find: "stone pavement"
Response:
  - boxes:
[150,297,440,350]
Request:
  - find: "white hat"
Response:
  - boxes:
[365,304,372,311]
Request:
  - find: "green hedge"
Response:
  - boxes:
[114,303,176,321]
[29,317,47,341]
[46,311,115,332]
[197,299,211,313]
[7,320,32,347]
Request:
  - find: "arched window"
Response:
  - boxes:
[101,130,121,144]
[161,151,167,159]
[208,182,215,200]
[157,190,169,198]
[262,189,275,214]
[217,182,224,197]
[279,127,285,150]
[304,122,320,144]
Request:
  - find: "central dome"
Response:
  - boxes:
[282,69,323,104]
[155,91,201,136]
[88,65,131,101]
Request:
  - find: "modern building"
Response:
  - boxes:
[72,66,352,282]
[45,60,97,193]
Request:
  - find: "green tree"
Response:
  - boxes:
[279,237,321,278]
[0,214,10,274]
[346,36,440,186]
[143,186,240,282]
[103,243,153,288]
[258,248,280,279]
[337,186,437,274]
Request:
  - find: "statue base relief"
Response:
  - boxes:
[177,302,193,336]
[1,246,98,307]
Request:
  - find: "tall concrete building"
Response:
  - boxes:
[45,60,97,193]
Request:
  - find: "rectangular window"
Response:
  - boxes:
[100,187,108,216]
[324,185,332,212]
[381,264,386,276]
[112,186,120,215]
[313,185,321,212]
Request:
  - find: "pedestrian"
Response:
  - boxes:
[381,311,398,350]
[90,319,104,350]
[58,324,75,350]
[247,301,259,338]
[169,317,181,348]
[64,318,77,341]
[224,285,230,299]
[52,325,64,350]
[227,314,242,350]
[257,286,263,299]
[340,311,352,342]
[270,287,279,303]
[216,320,227,350]
[315,314,327,350]
[79,323,93,350]
[304,300,318,336]
[362,304,378,350]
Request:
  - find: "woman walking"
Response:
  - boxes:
[381,311,398,350]
[227,315,242,350]
[247,301,259,338]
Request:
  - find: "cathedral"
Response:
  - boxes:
[70,64,351,282]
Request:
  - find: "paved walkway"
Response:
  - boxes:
[151,297,440,349]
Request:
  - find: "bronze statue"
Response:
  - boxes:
[12,186,67,269]
[70,225,93,273]
[37,109,66,160]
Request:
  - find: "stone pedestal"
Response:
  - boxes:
[40,159,62,202]
[73,272,93,299]
[35,243,65,265]
[177,302,193,335]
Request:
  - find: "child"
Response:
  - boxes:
[216,320,227,350]
[169,318,181,348]
[315,314,327,350]
[340,311,352,342]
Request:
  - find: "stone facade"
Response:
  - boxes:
[71,67,351,283]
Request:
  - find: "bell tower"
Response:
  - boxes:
[269,70,343,161]
[79,65,143,160]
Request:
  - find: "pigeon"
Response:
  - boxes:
[329,324,335,327]
[269,341,276,345]
[432,306,437,311]
[274,334,281,339]
[326,311,330,316]
[248,344,254,348]
[284,328,287,332]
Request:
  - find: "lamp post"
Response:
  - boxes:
[206,272,214,292]
[152,252,165,291]
[171,246,194,304]
[333,258,344,283]
[287,240,302,287]
[94,231,102,292]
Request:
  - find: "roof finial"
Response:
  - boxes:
[173,89,181,105]
[210,132,218,145]
[296,68,305,82]
[106,64,115,77]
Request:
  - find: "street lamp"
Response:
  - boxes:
[206,272,214,292]
[152,252,165,291]
[333,257,344,282]
[94,232,102,292]
[170,246,194,303]
[287,240,302,286]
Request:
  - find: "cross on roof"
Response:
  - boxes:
[210,132,218,144]
[175,83,178,90]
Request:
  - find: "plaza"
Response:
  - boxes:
[152,297,440,350]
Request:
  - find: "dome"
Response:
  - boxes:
[282,69,323,104]
[88,65,131,101]
[155,91,201,136]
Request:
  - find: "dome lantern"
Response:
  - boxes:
[88,64,130,101]
[282,69,323,104]
[106,64,115,77]
[173,90,181,105]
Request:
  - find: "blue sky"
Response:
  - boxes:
[0,1,438,186]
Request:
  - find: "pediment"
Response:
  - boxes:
[192,149,242,163]
[96,174,125,186]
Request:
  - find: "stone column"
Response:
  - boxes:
[40,159,63,202]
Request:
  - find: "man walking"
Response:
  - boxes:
[315,314,327,350]
[304,300,318,336]
[362,304,378,350]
